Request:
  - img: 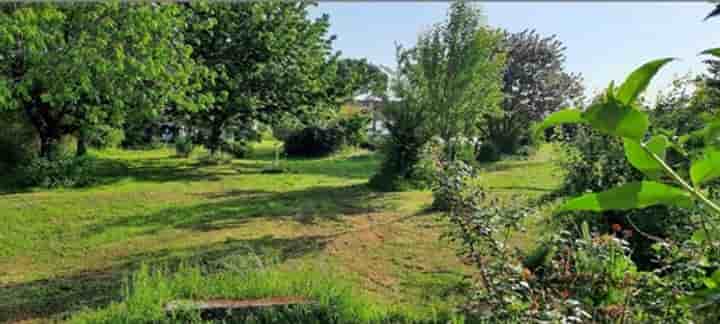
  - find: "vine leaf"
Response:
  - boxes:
[616,58,675,105]
[558,181,693,213]
[690,149,720,187]
[533,109,584,136]
[623,135,669,179]
[582,97,649,140]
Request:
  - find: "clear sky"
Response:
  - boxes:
[309,1,719,100]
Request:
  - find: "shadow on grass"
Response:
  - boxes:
[0,235,329,323]
[84,184,383,238]
[0,151,380,195]
[477,160,549,173]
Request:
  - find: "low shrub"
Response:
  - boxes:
[272,115,304,142]
[222,141,253,159]
[284,126,344,158]
[0,111,39,172]
[337,113,370,147]
[174,136,195,158]
[21,155,96,188]
[87,126,125,149]
[474,142,500,163]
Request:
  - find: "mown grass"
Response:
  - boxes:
[0,141,562,323]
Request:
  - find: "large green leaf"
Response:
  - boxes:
[616,58,675,105]
[690,150,720,187]
[623,135,669,179]
[558,181,692,213]
[534,109,585,137]
[581,98,649,140]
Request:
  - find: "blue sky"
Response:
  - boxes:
[309,2,719,100]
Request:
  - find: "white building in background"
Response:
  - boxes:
[353,94,389,136]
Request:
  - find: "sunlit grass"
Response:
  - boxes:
[0,141,562,322]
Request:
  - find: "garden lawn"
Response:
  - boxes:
[0,141,562,323]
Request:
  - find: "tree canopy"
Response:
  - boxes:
[184,1,341,154]
[0,3,198,157]
[483,29,583,154]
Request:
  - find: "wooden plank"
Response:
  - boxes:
[165,296,316,313]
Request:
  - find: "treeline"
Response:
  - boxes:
[0,1,386,178]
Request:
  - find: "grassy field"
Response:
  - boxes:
[0,141,562,323]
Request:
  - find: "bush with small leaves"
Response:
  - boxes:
[284,126,344,158]
[174,136,195,158]
[21,156,96,188]
[475,142,501,163]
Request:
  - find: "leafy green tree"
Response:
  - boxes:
[334,58,388,99]
[184,1,340,155]
[411,1,505,160]
[0,3,198,158]
[483,29,583,154]
[370,1,504,190]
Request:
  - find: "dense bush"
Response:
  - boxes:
[0,111,39,172]
[86,126,125,150]
[284,126,344,158]
[474,142,501,163]
[174,136,195,158]
[222,140,253,159]
[21,156,95,188]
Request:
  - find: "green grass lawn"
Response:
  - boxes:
[0,141,562,323]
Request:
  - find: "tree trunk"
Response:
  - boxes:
[76,133,87,157]
[39,131,61,159]
[208,124,223,156]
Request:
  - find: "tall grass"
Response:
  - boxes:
[68,263,465,324]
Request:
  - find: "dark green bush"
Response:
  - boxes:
[369,137,430,191]
[174,136,195,158]
[272,115,304,142]
[284,126,344,158]
[0,111,39,172]
[222,140,253,159]
[21,156,96,188]
[475,142,500,163]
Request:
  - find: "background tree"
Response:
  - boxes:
[370,0,504,190]
[334,58,388,100]
[482,29,583,155]
[184,1,340,155]
[413,1,505,160]
[0,3,198,158]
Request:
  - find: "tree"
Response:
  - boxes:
[412,1,505,160]
[334,58,388,99]
[483,29,583,154]
[184,1,340,155]
[0,3,198,158]
[370,1,504,190]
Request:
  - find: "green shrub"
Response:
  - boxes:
[284,126,344,158]
[0,111,39,172]
[21,156,95,188]
[474,142,500,163]
[337,113,370,147]
[85,126,125,149]
[222,141,253,159]
[174,136,195,158]
[272,115,304,142]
